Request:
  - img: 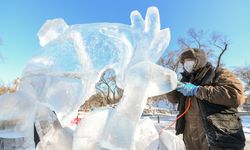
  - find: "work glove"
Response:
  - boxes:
[176,82,199,96]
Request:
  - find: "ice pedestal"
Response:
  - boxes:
[73,108,186,150]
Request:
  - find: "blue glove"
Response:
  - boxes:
[176,82,199,96]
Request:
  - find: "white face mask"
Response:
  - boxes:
[184,60,195,73]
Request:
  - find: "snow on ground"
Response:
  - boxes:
[151,101,250,148]
[143,113,250,149]
[241,115,250,149]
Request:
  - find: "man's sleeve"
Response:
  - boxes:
[195,68,245,108]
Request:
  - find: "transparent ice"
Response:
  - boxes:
[0,6,185,150]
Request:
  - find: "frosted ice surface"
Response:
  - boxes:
[35,105,73,150]
[159,130,185,150]
[0,91,37,138]
[73,108,110,150]
[134,118,159,150]
[37,18,69,47]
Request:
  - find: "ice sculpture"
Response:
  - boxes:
[0,6,183,150]
[70,7,177,149]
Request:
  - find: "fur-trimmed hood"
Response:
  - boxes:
[180,48,207,71]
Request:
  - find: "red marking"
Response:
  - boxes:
[71,117,81,124]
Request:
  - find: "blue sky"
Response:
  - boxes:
[0,0,249,82]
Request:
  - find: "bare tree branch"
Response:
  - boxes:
[210,32,230,71]
[176,28,230,68]
[94,69,123,106]
[188,28,202,48]
[158,50,182,71]
[234,66,250,92]
[178,38,190,49]
[178,29,208,50]
[215,42,227,70]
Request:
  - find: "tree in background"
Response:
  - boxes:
[80,69,124,111]
[234,66,250,104]
[0,78,20,95]
[157,28,230,76]
[178,28,229,69]
[95,69,123,105]
[0,38,19,95]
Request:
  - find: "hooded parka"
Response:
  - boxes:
[166,48,245,150]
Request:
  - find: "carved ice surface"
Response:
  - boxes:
[99,62,177,149]
[0,6,184,150]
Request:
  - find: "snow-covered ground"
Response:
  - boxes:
[145,113,250,149]
[241,116,250,149]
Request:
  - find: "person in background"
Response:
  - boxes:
[166,48,245,150]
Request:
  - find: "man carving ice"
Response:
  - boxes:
[166,48,245,150]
